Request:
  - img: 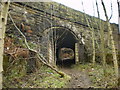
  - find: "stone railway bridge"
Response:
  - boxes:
[5,2,118,66]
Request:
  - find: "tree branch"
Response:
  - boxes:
[8,13,67,77]
[101,0,119,80]
[108,0,113,21]
[8,13,31,50]
[81,0,96,64]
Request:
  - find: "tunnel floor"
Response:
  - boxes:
[56,59,75,67]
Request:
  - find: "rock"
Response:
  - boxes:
[77,85,81,87]
[75,77,78,80]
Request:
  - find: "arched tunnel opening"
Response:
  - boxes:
[55,28,78,67]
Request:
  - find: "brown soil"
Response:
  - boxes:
[60,67,92,88]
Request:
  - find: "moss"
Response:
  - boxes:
[3,55,10,71]
[72,63,117,88]
[28,41,37,50]
[3,63,69,88]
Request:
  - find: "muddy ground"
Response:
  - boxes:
[60,66,93,88]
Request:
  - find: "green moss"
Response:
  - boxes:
[3,63,69,88]
[72,63,117,88]
[28,41,37,49]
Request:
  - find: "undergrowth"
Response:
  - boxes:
[3,62,69,88]
[72,63,117,88]
[3,36,70,88]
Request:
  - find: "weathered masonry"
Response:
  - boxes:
[5,2,118,66]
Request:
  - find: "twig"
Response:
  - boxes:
[36,54,65,77]
[8,13,66,77]
[108,0,113,21]
[101,0,119,79]
[81,0,96,64]
[8,13,30,50]
[8,13,47,62]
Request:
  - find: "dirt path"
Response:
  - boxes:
[60,67,92,88]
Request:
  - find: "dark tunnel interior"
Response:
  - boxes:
[55,29,77,67]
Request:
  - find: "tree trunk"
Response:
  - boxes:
[81,1,96,65]
[85,19,96,65]
[0,1,10,89]
[118,0,120,34]
[96,0,106,73]
[101,0,119,78]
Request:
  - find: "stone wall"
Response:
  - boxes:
[4,2,119,63]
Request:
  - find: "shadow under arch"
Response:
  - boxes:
[43,26,80,67]
[43,26,80,41]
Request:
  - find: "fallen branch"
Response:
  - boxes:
[36,53,65,77]
[8,13,66,77]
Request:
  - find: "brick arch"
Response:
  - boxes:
[43,26,82,66]
[43,26,80,41]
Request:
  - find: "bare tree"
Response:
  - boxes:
[101,0,119,79]
[0,0,10,89]
[81,0,96,65]
[118,0,120,34]
[9,12,68,77]
[95,0,106,73]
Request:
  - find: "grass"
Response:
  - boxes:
[3,62,69,88]
[3,56,117,88]
[72,63,117,88]
[3,36,70,88]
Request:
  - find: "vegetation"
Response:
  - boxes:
[3,35,70,88]
[73,63,117,88]
[3,64,69,88]
[101,0,119,79]
[0,1,10,89]
[82,1,96,65]
[0,0,119,89]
